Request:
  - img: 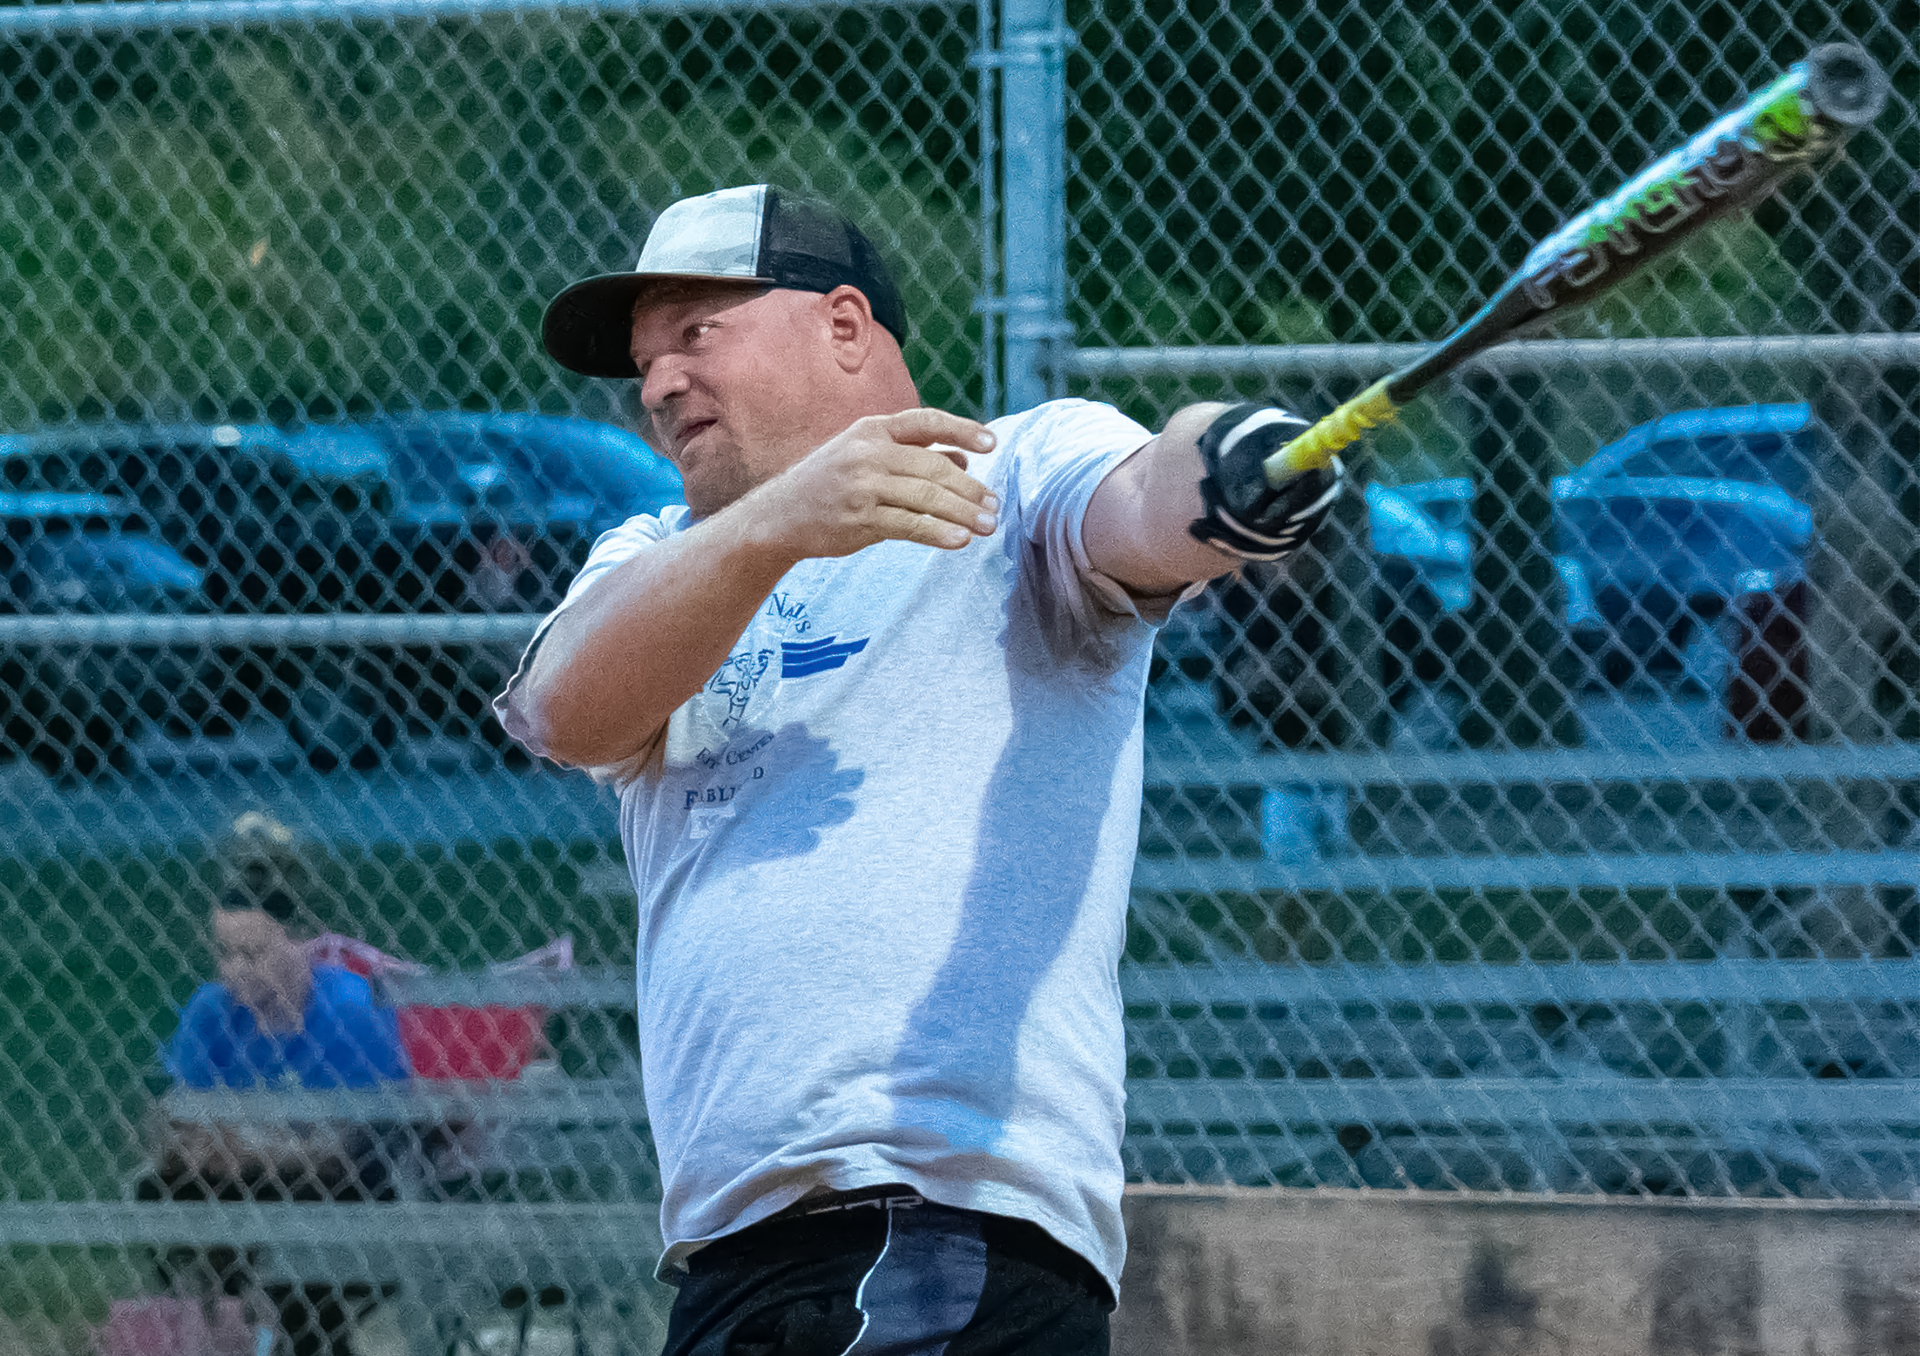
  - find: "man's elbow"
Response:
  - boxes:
[503,674,588,767]
[507,667,660,772]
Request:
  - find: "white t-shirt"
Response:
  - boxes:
[495,399,1177,1294]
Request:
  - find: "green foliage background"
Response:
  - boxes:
[0,8,984,431]
[1066,0,1915,353]
[1063,0,1917,478]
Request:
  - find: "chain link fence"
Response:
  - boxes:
[0,1,980,1348]
[1064,0,1920,1204]
[0,0,1915,1349]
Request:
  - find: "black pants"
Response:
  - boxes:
[662,1189,1112,1356]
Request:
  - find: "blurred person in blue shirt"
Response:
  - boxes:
[147,813,414,1356]
[156,811,413,1190]
[167,904,408,1091]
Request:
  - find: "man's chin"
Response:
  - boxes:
[673,446,765,517]
[682,471,758,520]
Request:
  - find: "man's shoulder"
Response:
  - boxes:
[989,397,1141,440]
[986,399,1154,472]
[593,503,694,552]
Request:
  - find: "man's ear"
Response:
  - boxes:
[823,285,877,373]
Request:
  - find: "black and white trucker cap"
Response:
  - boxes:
[541,184,909,379]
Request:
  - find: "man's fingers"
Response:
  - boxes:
[880,408,997,456]
[881,475,998,535]
[886,445,998,508]
[874,506,975,551]
[794,409,1001,554]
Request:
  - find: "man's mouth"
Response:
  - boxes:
[675,419,717,453]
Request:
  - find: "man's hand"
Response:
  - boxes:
[742,408,1000,561]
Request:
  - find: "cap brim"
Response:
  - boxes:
[541,271,767,379]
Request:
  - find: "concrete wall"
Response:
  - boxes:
[1115,1187,1920,1356]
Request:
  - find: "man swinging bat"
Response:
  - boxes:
[495,45,1880,1356]
[493,182,1336,1356]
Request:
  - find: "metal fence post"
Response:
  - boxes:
[993,0,1068,415]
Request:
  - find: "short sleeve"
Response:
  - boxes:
[310,967,409,1087]
[995,399,1201,630]
[166,984,234,1088]
[492,506,693,761]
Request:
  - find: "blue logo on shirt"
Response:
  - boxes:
[781,635,869,678]
[709,647,776,726]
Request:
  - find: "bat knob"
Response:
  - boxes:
[1804,44,1888,128]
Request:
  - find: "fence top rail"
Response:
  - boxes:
[1067,334,1920,380]
[375,959,1920,1013]
[1121,958,1920,1007]
[1145,743,1920,787]
[0,0,948,36]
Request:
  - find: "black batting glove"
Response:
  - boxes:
[1188,403,1345,562]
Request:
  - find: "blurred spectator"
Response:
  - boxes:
[1552,405,1817,743]
[142,813,414,1356]
[219,809,313,920]
[167,906,408,1093]
[91,1296,266,1356]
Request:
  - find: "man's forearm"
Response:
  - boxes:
[1086,400,1344,596]
[517,506,798,769]
[1083,402,1242,596]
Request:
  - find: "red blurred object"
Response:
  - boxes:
[398,1003,545,1080]
[300,934,569,1080]
[396,935,571,1080]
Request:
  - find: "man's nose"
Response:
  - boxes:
[638,357,689,411]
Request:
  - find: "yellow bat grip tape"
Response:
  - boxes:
[1262,377,1401,482]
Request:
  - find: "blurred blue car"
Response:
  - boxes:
[1367,478,1473,614]
[246,412,683,766]
[374,412,681,531]
[1550,404,1817,734]
[1,413,680,614]
[0,491,208,776]
[1,491,205,614]
[0,413,681,773]
[1553,404,1815,630]
[0,420,391,613]
[349,412,684,612]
